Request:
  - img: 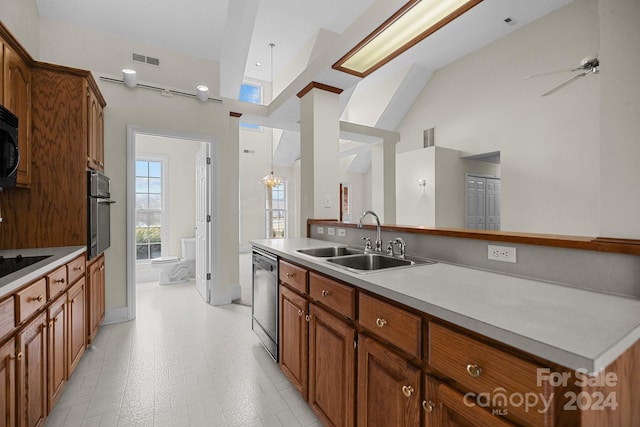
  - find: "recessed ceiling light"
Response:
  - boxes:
[333,0,483,77]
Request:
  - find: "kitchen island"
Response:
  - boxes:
[252,237,640,426]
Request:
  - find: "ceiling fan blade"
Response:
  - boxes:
[524,68,578,79]
[541,72,588,97]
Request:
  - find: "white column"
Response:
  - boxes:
[370,137,396,224]
[298,83,342,236]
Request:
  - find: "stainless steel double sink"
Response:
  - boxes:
[296,246,434,273]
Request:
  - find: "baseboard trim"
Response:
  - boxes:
[103,307,130,325]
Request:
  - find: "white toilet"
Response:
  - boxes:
[151,237,196,285]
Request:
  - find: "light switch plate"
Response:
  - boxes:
[317,226,324,234]
[327,227,335,236]
[337,228,346,237]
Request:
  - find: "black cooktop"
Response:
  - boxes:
[0,255,52,279]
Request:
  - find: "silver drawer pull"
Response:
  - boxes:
[321,290,330,297]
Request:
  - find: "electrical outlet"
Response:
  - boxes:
[327,227,335,236]
[337,228,346,237]
[317,226,324,235]
[488,245,516,263]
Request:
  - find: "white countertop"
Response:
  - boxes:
[252,238,640,374]
[0,246,86,296]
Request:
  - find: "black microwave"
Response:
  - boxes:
[0,104,19,188]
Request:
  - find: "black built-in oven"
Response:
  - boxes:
[0,104,19,188]
[87,171,115,259]
[252,248,279,361]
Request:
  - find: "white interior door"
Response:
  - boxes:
[195,144,211,302]
[465,176,486,229]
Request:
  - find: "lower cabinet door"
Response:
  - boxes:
[0,338,16,427]
[18,311,48,427]
[423,375,515,427]
[48,295,67,412]
[279,285,309,399]
[357,334,420,427]
[308,303,355,427]
[67,279,86,376]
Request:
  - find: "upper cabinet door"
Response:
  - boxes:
[86,84,104,172]
[3,45,31,187]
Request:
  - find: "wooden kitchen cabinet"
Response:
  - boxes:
[17,311,48,427]
[429,322,554,426]
[357,334,421,427]
[67,278,86,376]
[423,374,515,427]
[86,82,104,171]
[47,294,66,411]
[279,284,309,399]
[3,44,31,187]
[0,338,16,427]
[87,254,105,343]
[308,303,355,427]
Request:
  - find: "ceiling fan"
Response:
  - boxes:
[525,55,599,97]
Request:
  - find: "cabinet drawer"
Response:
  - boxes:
[67,256,86,285]
[16,278,47,324]
[424,374,515,427]
[47,265,68,301]
[359,293,421,358]
[279,260,308,294]
[309,272,355,320]
[0,296,15,338]
[429,322,553,426]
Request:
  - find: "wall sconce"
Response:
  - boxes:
[196,85,209,102]
[122,69,137,88]
[418,179,427,194]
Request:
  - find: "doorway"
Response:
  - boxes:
[126,126,214,321]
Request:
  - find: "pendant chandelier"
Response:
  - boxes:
[261,43,283,188]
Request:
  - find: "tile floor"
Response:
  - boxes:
[45,280,321,427]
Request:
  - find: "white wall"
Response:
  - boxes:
[397,147,500,228]
[598,0,640,239]
[397,0,600,236]
[0,0,39,56]
[38,17,220,97]
[396,148,435,226]
[239,128,272,248]
[38,20,239,309]
[136,134,199,257]
[339,156,368,224]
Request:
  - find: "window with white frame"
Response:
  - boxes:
[135,157,166,261]
[266,182,286,238]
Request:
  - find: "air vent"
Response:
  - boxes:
[146,56,160,66]
[132,52,161,67]
[423,128,435,148]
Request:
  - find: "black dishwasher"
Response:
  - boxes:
[252,248,278,361]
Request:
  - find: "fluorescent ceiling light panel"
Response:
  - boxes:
[333,0,482,77]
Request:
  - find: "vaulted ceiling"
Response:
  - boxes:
[36,0,575,169]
